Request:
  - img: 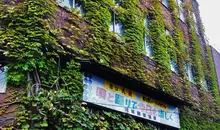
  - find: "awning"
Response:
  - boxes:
[80,60,192,107]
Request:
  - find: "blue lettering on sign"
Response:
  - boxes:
[115,93,124,105]
[125,99,137,109]
[132,101,137,109]
[158,109,165,119]
[143,113,146,117]
[125,99,131,108]
[131,109,135,114]
[125,107,129,112]
[137,111,141,116]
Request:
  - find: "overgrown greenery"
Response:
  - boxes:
[148,1,170,69]
[169,0,186,77]
[185,1,204,87]
[205,45,220,105]
[0,0,220,129]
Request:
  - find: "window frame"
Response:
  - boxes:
[144,35,153,57]
[143,17,153,57]
[165,29,172,36]
[203,78,209,92]
[161,0,169,8]
[184,63,194,83]
[110,12,124,36]
[57,0,84,15]
[0,66,7,93]
[170,60,178,73]
[57,0,74,9]
[114,0,121,6]
[176,0,185,22]
[192,12,199,34]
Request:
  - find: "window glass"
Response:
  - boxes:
[184,62,194,82]
[177,0,183,7]
[184,62,188,77]
[188,64,194,83]
[115,22,124,36]
[201,78,209,91]
[144,18,149,29]
[192,13,197,23]
[194,23,199,34]
[165,29,172,36]
[161,0,169,7]
[114,0,121,6]
[75,3,84,16]
[110,22,114,32]
[170,60,178,73]
[0,66,7,93]
[191,13,199,34]
[144,36,153,57]
[144,17,153,57]
[109,12,123,36]
[177,0,185,22]
[204,79,209,92]
[58,0,73,9]
[179,11,185,22]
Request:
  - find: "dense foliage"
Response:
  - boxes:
[0,0,219,129]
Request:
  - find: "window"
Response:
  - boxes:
[144,36,153,57]
[170,60,178,73]
[179,11,185,22]
[144,18,153,57]
[177,0,184,9]
[166,29,178,73]
[58,0,83,14]
[161,0,169,7]
[58,0,74,9]
[75,3,84,16]
[110,12,124,36]
[184,63,194,83]
[165,29,172,36]
[202,79,209,92]
[192,13,197,23]
[192,12,199,34]
[177,0,185,22]
[75,3,83,11]
[144,18,149,29]
[114,0,121,6]
[0,66,7,93]
[194,22,199,34]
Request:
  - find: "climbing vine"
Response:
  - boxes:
[0,0,219,129]
[185,1,204,87]
[148,1,170,69]
[0,0,155,129]
[169,0,186,77]
[205,44,220,106]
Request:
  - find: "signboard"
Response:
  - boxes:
[83,72,180,128]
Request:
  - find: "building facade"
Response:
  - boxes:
[211,46,220,92]
[0,0,219,129]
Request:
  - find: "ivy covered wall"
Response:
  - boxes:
[0,0,219,129]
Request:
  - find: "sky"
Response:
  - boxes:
[198,0,220,52]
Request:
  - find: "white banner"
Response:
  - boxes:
[83,72,180,128]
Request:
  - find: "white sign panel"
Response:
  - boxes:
[83,72,180,128]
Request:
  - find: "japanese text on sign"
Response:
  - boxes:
[83,72,180,128]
